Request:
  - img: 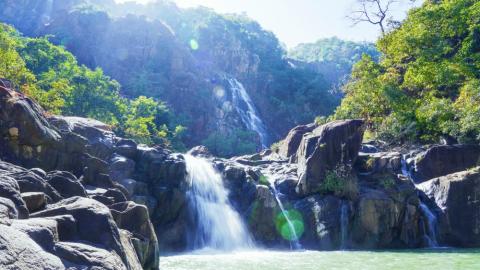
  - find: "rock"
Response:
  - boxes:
[350,188,421,248]
[110,201,159,270]
[413,145,480,183]
[104,188,128,204]
[148,154,186,188]
[187,145,212,157]
[21,192,46,212]
[279,123,317,160]
[11,218,59,252]
[0,197,18,225]
[0,224,65,270]
[119,230,143,270]
[294,195,343,249]
[115,139,138,159]
[356,152,402,175]
[54,241,127,270]
[0,175,29,218]
[83,156,115,188]
[247,185,281,245]
[296,120,365,196]
[29,167,47,178]
[9,170,62,202]
[417,167,480,247]
[47,171,87,198]
[31,196,128,265]
[109,154,136,182]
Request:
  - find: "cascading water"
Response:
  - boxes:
[263,173,302,250]
[400,156,439,248]
[185,154,254,250]
[340,201,349,249]
[228,78,269,149]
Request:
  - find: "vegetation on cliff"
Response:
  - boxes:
[0,24,186,148]
[335,0,480,144]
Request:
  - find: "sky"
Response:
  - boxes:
[114,0,420,48]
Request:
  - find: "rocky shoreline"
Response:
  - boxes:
[1,84,480,269]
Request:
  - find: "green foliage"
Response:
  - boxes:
[201,129,257,158]
[0,23,186,150]
[258,175,270,186]
[322,170,347,194]
[380,177,396,190]
[335,0,480,144]
[270,141,282,153]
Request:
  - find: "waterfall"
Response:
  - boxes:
[185,154,254,250]
[419,203,439,247]
[401,155,439,248]
[264,173,302,250]
[228,78,269,148]
[340,201,349,249]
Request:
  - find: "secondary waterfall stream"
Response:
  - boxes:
[401,157,439,247]
[264,173,302,250]
[340,201,349,249]
[185,154,254,250]
[228,78,269,148]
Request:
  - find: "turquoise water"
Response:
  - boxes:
[160,249,480,270]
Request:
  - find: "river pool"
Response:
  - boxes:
[160,249,480,270]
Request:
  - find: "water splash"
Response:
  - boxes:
[185,154,254,250]
[228,78,269,149]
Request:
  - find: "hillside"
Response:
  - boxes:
[0,0,353,156]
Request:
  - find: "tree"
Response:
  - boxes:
[348,0,399,34]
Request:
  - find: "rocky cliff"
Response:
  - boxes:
[2,80,480,269]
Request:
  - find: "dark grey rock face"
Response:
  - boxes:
[413,145,480,183]
[418,168,480,247]
[279,123,317,160]
[296,120,365,196]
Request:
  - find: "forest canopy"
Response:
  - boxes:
[335,0,480,144]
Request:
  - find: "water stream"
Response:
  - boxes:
[264,173,302,250]
[401,156,439,248]
[228,78,269,148]
[185,154,254,250]
[340,201,349,249]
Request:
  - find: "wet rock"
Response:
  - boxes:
[247,185,280,245]
[294,195,343,249]
[188,145,212,157]
[296,120,365,196]
[417,167,480,247]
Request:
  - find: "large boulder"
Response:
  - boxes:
[294,195,344,249]
[296,120,365,196]
[46,171,87,198]
[0,175,29,218]
[412,145,480,183]
[30,197,128,265]
[279,123,317,160]
[110,201,159,270]
[246,185,281,245]
[417,167,480,247]
[350,188,422,248]
[54,241,127,270]
[0,224,65,270]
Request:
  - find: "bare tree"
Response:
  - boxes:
[348,0,399,35]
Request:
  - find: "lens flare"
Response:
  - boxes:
[275,209,305,241]
[190,39,199,50]
[213,86,225,98]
